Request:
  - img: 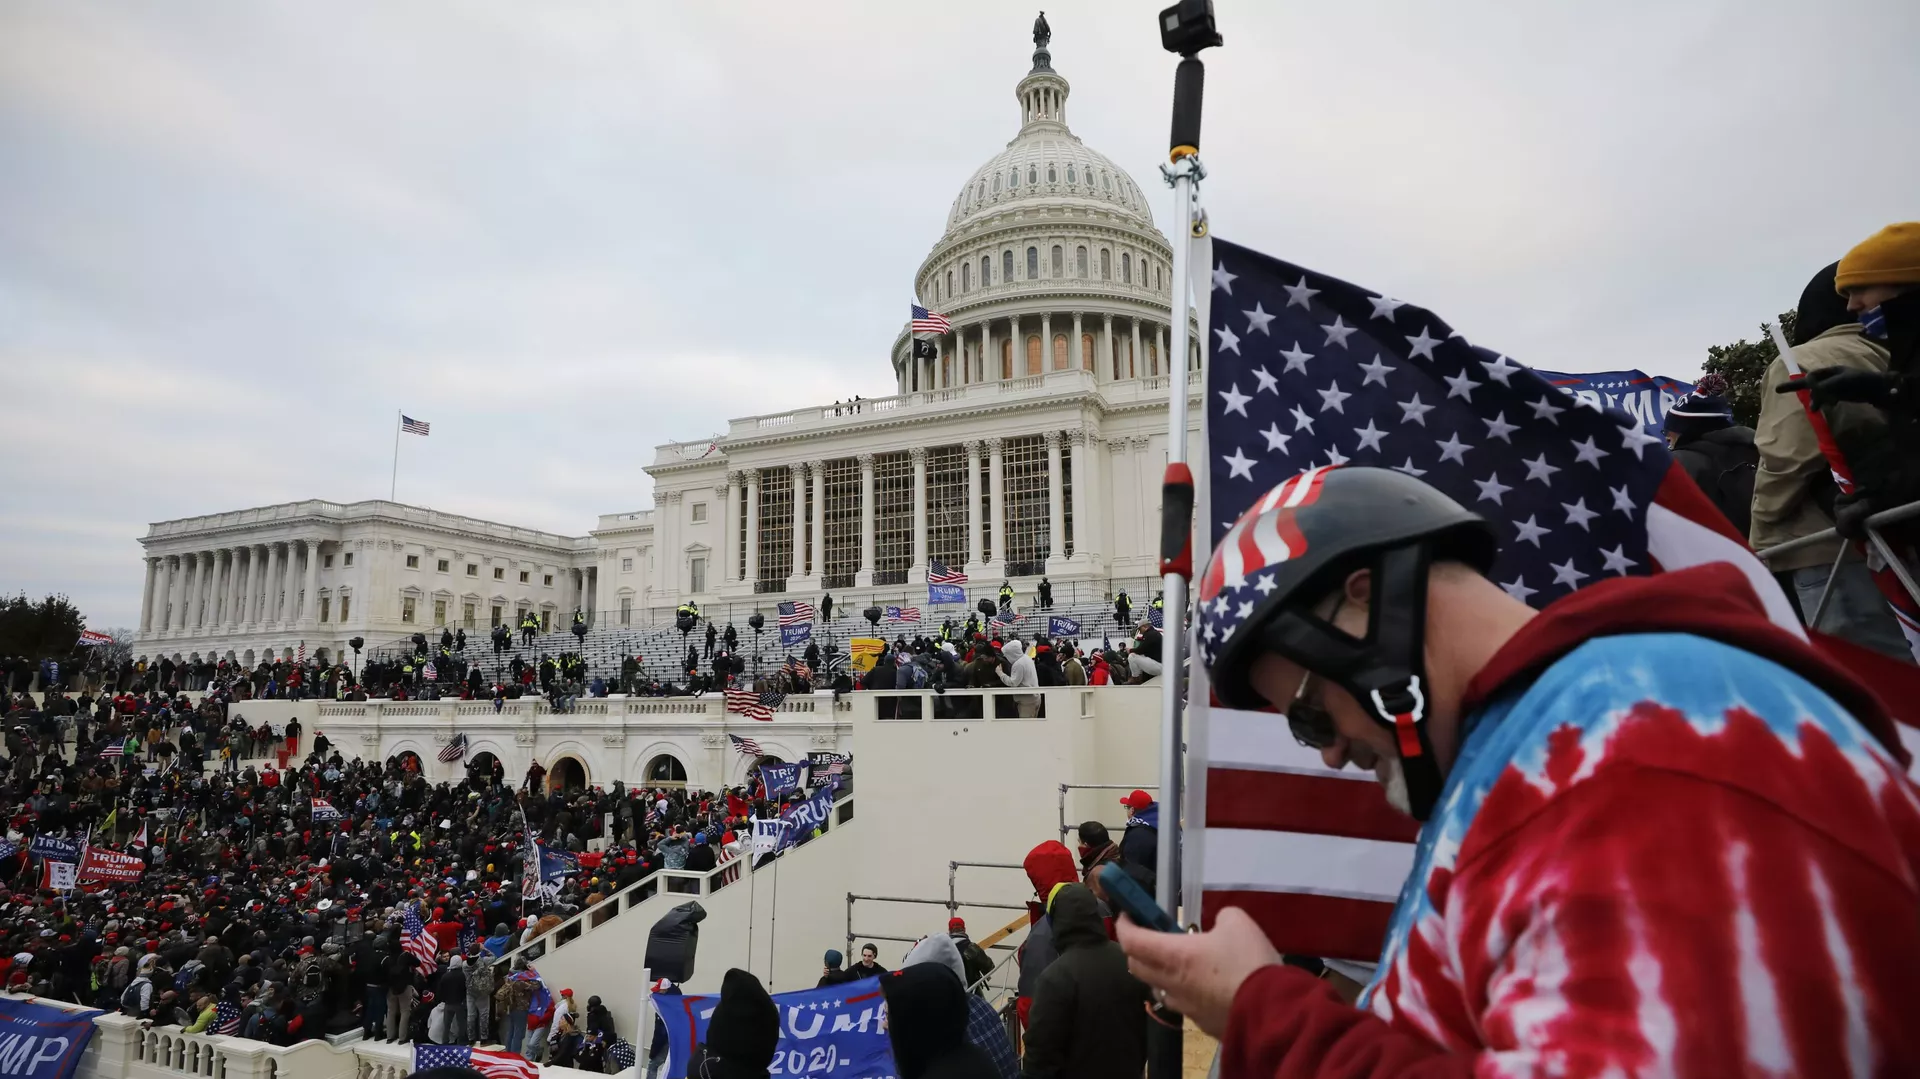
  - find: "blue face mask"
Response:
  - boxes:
[1860,304,1889,340]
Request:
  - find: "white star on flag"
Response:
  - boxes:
[1222,447,1256,480]
[1357,354,1394,387]
[1218,383,1251,417]
[1243,303,1276,334]
[1562,498,1599,531]
[1212,263,1237,293]
[1321,316,1357,348]
[1215,325,1241,355]
[1405,327,1441,360]
[1367,294,1406,320]
[1250,366,1279,394]
[1513,515,1550,547]
[1282,275,1318,308]
[1279,343,1314,375]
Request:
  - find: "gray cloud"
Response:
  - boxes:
[2,0,1915,628]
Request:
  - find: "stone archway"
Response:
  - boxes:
[391,750,424,774]
[549,756,587,792]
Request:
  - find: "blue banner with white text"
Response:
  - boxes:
[928,583,966,606]
[27,837,78,862]
[1533,368,1694,437]
[0,998,102,1079]
[659,976,892,1079]
[760,763,803,799]
[1046,615,1081,638]
[776,784,836,852]
[780,622,813,648]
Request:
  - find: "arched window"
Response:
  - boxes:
[1026,334,1043,375]
[1026,247,1039,279]
[982,256,992,285]
[1010,168,1019,188]
[1051,245,1063,275]
[1052,333,1070,370]
[1067,164,1077,184]
[1047,165,1057,183]
[1147,339,1160,377]
[977,181,985,200]
[1076,245,1088,277]
[1082,332,1096,371]
[1028,166,1038,185]
[1102,173,1112,191]
[962,262,971,291]
[993,173,1002,193]
[946,270,954,297]
[1122,253,1132,284]
[1003,250,1014,281]
[1100,249,1111,279]
[1154,264,1162,290]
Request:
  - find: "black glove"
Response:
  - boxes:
[1832,490,1875,543]
[1777,366,1897,410]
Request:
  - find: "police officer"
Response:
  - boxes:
[997,581,1015,616]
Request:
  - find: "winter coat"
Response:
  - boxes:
[1015,842,1080,1027]
[994,642,1037,689]
[1020,885,1149,1078]
[1751,323,1890,570]
[882,962,1001,1079]
[1671,425,1758,540]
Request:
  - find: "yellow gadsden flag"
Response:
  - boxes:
[848,638,885,673]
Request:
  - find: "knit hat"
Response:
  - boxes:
[823,949,844,969]
[1836,223,1920,292]
[1663,373,1733,438]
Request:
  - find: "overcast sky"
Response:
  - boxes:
[3,0,1915,629]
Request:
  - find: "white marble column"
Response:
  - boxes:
[1068,433,1091,561]
[1010,316,1022,377]
[979,322,990,385]
[910,447,929,579]
[241,547,260,626]
[162,555,183,633]
[1072,312,1084,372]
[856,453,876,586]
[183,553,202,630]
[210,550,228,629]
[808,462,826,579]
[1042,313,1054,371]
[1044,432,1065,567]
[263,543,283,627]
[1131,319,1144,380]
[987,437,1006,569]
[138,557,158,634]
[1101,314,1114,381]
[964,441,984,569]
[787,465,807,589]
[744,473,761,583]
[722,472,743,583]
[302,540,321,627]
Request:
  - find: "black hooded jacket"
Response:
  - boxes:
[689,968,778,1079]
[1020,884,1150,1079]
[881,964,998,1079]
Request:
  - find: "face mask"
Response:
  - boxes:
[1860,304,1889,340]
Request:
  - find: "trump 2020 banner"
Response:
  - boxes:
[1046,615,1082,638]
[760,763,803,799]
[776,785,836,854]
[659,976,891,1079]
[27,837,79,862]
[1533,368,1694,437]
[0,998,104,1079]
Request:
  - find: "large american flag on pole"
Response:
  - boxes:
[728,732,762,757]
[885,605,921,623]
[1191,236,1835,963]
[401,415,431,436]
[401,901,438,972]
[927,558,967,585]
[777,601,815,627]
[724,689,774,722]
[910,304,953,334]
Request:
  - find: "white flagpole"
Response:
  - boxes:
[390,410,402,501]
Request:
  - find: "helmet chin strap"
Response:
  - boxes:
[1261,541,1447,821]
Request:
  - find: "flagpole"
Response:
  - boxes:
[391,410,402,502]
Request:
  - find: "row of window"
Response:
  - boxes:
[396,552,562,586]
[959,158,1138,218]
[399,595,558,631]
[932,243,1162,303]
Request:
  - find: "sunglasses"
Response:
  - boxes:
[1284,596,1343,751]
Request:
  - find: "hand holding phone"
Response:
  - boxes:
[1097,862,1179,933]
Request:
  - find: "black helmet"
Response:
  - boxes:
[1197,466,1495,817]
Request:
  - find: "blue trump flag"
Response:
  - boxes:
[760,762,803,799]
[659,976,892,1079]
[776,784,836,853]
[28,837,78,861]
[0,998,103,1079]
[779,622,812,648]
[927,583,966,605]
[1046,615,1081,638]
[1533,368,1694,437]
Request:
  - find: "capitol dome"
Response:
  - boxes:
[895,24,1183,394]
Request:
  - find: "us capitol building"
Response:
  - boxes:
[134,28,1200,667]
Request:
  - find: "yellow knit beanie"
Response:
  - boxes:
[1836,222,1920,293]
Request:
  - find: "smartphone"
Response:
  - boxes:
[1097,863,1180,933]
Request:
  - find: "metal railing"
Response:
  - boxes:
[1058,782,1157,842]
[1751,499,1920,632]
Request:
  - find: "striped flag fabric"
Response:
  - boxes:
[928,558,968,584]
[99,742,123,759]
[885,605,920,623]
[412,1046,539,1079]
[401,902,438,971]
[74,630,114,647]
[439,733,469,763]
[401,415,431,436]
[728,732,763,757]
[310,798,342,821]
[910,304,953,334]
[777,601,816,626]
[297,641,305,666]
[214,998,243,1035]
[725,689,774,722]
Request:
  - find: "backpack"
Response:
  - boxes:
[901,660,928,690]
[384,947,413,984]
[120,978,147,1017]
[1676,432,1758,539]
[173,960,202,993]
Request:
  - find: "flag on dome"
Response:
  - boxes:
[1190,235,1811,963]
[910,304,952,334]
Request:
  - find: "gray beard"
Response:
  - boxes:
[1378,756,1413,817]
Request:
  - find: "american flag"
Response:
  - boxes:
[439,733,469,763]
[989,613,1018,632]
[778,600,815,627]
[412,1046,539,1079]
[1193,236,1808,963]
[910,304,952,334]
[214,998,243,1036]
[759,690,787,711]
[885,605,920,623]
[310,798,342,821]
[728,732,763,757]
[297,641,305,665]
[99,743,123,759]
[725,689,773,722]
[828,759,846,776]
[401,901,438,972]
[401,415,431,436]
[928,558,967,584]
